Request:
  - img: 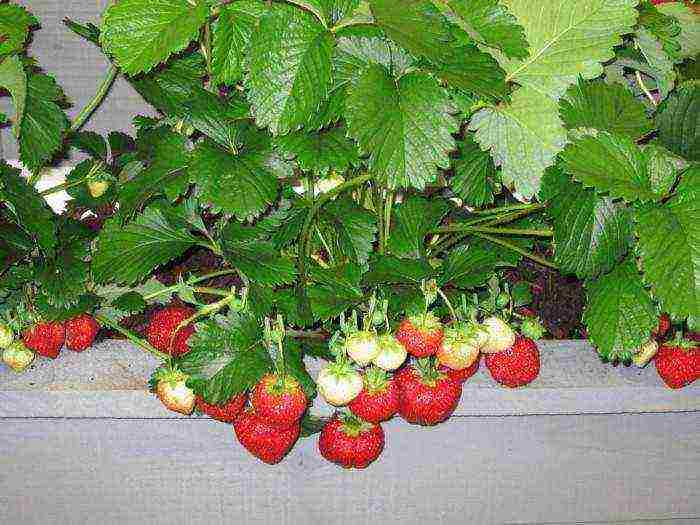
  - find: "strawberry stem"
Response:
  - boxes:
[95,314,168,361]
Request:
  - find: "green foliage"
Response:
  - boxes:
[656,81,700,161]
[0,3,37,56]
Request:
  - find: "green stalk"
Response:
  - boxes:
[432,225,553,237]
[70,64,119,133]
[473,232,557,269]
[142,268,239,301]
[297,172,373,283]
[471,203,544,216]
[95,314,168,361]
[38,161,103,197]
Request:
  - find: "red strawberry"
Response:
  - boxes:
[234,408,300,464]
[485,336,540,388]
[23,322,65,359]
[196,393,247,423]
[251,374,307,429]
[395,312,443,358]
[146,305,195,357]
[395,360,462,426]
[652,313,671,339]
[654,341,700,389]
[65,314,100,352]
[348,367,400,423]
[440,355,480,384]
[318,414,384,469]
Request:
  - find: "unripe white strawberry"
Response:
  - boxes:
[154,369,195,415]
[2,341,35,372]
[480,316,515,354]
[0,322,14,349]
[317,362,363,406]
[345,330,380,366]
[633,339,659,368]
[372,334,407,371]
[437,322,486,370]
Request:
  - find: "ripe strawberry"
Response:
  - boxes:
[480,316,515,354]
[318,414,385,469]
[0,322,14,349]
[23,321,65,359]
[652,313,671,339]
[196,393,247,423]
[65,314,99,352]
[436,322,486,371]
[348,367,400,423]
[395,360,462,426]
[440,355,480,384]
[395,312,444,358]
[344,330,380,366]
[146,305,195,357]
[154,368,195,415]
[2,341,35,372]
[234,408,300,464]
[485,336,540,388]
[251,373,308,429]
[372,333,407,371]
[654,341,700,389]
[317,360,363,406]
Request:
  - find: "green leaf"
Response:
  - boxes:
[636,167,699,325]
[657,3,700,59]
[0,3,37,55]
[300,413,328,437]
[211,1,266,86]
[222,231,297,286]
[119,127,190,215]
[189,140,278,220]
[275,125,359,174]
[70,131,108,159]
[438,245,498,289]
[451,134,496,207]
[63,18,101,45]
[307,263,364,321]
[635,27,676,100]
[284,341,316,399]
[65,160,114,210]
[368,0,454,63]
[499,0,638,98]
[637,2,682,61]
[469,86,567,199]
[0,161,56,254]
[35,253,89,309]
[19,73,69,174]
[247,4,334,135]
[644,144,685,197]
[346,65,458,190]
[432,44,508,102]
[583,259,658,362]
[560,79,653,140]
[363,255,434,285]
[334,34,414,83]
[131,54,206,115]
[544,169,632,279]
[100,0,209,75]
[318,196,377,264]
[448,0,528,60]
[656,80,700,162]
[388,196,450,258]
[92,204,200,285]
[112,292,148,314]
[0,55,27,136]
[179,311,272,404]
[559,131,656,203]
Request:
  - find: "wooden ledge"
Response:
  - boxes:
[1,340,698,419]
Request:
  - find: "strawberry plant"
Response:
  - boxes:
[1,0,699,467]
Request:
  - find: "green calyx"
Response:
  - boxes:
[154,367,189,386]
[327,359,357,379]
[445,321,486,347]
[410,311,443,333]
[363,366,390,394]
[520,317,545,340]
[268,373,301,395]
[415,357,445,386]
[340,412,374,437]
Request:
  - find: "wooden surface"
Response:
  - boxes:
[1,340,699,525]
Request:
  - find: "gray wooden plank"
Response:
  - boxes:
[1,413,698,525]
[1,340,698,418]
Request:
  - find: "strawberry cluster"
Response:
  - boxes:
[1,314,100,372]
